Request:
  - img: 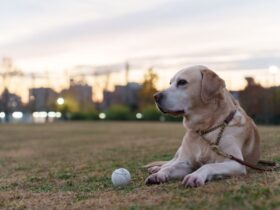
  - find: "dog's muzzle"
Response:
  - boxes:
[154,92,163,104]
[153,92,184,115]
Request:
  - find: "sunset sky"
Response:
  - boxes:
[1,0,280,101]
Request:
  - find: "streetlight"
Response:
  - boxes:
[57,97,64,105]
[136,113,143,119]
[12,111,23,119]
[0,112,5,119]
[99,113,106,119]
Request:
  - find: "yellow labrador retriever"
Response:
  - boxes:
[145,65,260,187]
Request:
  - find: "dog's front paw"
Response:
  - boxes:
[148,166,161,174]
[145,172,168,185]
[182,173,205,188]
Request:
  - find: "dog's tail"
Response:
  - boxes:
[142,161,168,168]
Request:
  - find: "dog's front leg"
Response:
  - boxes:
[146,146,183,174]
[145,160,192,185]
[182,160,246,187]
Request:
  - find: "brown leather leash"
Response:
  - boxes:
[197,110,280,172]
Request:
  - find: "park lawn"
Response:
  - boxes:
[0,122,279,210]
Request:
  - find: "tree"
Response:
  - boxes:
[138,68,159,109]
[239,77,274,124]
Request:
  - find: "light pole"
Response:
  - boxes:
[269,65,279,123]
[269,65,279,87]
[56,97,65,120]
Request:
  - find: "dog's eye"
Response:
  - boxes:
[177,79,188,87]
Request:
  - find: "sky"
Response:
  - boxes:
[1,0,280,101]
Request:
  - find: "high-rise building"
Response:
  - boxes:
[61,80,94,112]
[101,82,141,110]
[29,88,58,111]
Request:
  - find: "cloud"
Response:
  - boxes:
[0,0,279,72]
[0,0,264,53]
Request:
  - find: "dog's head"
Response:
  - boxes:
[154,65,225,116]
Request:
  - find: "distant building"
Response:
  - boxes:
[0,89,23,112]
[29,87,58,111]
[61,79,94,112]
[101,82,141,110]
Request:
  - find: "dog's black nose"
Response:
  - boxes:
[154,92,163,103]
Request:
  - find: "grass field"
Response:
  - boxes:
[0,122,279,210]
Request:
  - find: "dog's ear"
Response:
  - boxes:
[200,69,225,103]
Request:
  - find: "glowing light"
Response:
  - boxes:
[32,112,39,118]
[99,113,106,119]
[48,111,56,118]
[12,111,23,119]
[32,112,49,118]
[57,97,65,105]
[55,112,62,118]
[0,112,5,119]
[40,111,48,118]
[269,65,279,75]
[136,113,143,119]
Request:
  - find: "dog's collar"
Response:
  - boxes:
[196,110,236,136]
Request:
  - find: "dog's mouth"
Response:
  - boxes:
[156,104,185,116]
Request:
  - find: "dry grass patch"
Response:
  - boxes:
[0,122,279,209]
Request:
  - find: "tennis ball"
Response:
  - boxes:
[111,168,131,186]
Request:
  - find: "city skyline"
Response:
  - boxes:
[0,57,280,103]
